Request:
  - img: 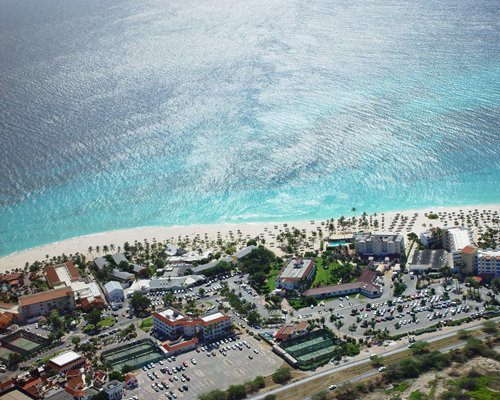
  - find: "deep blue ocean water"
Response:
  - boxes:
[0,0,499,256]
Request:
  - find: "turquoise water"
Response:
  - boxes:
[328,241,348,247]
[0,0,499,256]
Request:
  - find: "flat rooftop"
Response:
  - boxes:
[278,258,314,280]
[49,351,81,367]
[156,308,186,322]
[201,312,225,322]
[447,228,472,251]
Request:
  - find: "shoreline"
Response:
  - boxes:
[0,204,499,273]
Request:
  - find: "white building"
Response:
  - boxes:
[104,281,124,303]
[152,308,231,343]
[442,227,473,262]
[276,258,316,290]
[103,380,124,400]
[354,233,405,257]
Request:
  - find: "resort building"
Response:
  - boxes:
[192,245,257,274]
[273,321,310,342]
[104,281,124,303]
[44,262,104,310]
[476,248,500,278]
[462,247,500,278]
[152,308,231,354]
[354,233,405,257]
[303,269,382,299]
[419,228,442,249]
[18,287,75,321]
[408,249,453,274]
[47,351,85,373]
[442,227,473,263]
[44,262,81,288]
[276,258,316,291]
[125,275,205,297]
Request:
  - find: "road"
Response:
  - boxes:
[249,317,498,400]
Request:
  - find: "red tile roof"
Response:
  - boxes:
[18,287,74,307]
[45,267,61,287]
[462,245,477,255]
[162,337,198,352]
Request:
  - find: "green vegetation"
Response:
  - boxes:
[139,317,153,332]
[442,370,500,400]
[393,281,407,296]
[409,390,427,400]
[239,246,278,294]
[198,376,267,400]
[129,292,151,316]
[272,366,292,384]
[427,213,439,220]
[97,317,115,328]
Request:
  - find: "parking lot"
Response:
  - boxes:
[295,285,487,338]
[126,335,282,400]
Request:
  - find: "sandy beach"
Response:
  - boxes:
[0,204,498,273]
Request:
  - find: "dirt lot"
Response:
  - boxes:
[361,356,500,400]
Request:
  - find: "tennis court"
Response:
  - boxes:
[0,347,15,363]
[102,340,164,371]
[280,330,338,369]
[10,337,41,352]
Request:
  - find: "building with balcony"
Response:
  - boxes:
[18,288,75,321]
[354,233,405,257]
[152,308,232,355]
[442,227,473,263]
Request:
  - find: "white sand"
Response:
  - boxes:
[0,204,498,273]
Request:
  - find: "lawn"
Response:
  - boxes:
[139,317,153,332]
[97,317,115,329]
[311,257,332,287]
[385,381,411,394]
[265,266,280,292]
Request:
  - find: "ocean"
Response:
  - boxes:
[0,0,499,256]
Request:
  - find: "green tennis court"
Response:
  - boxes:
[280,330,338,369]
[102,340,164,371]
[10,337,41,351]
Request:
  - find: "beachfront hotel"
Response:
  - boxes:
[152,308,232,343]
[461,246,500,278]
[353,233,405,257]
[442,227,474,263]
[276,258,316,290]
[18,287,75,321]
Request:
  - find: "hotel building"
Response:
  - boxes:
[354,233,405,257]
[276,258,316,290]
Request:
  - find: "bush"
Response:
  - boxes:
[263,396,276,400]
[226,384,247,400]
[311,390,327,400]
[272,366,292,384]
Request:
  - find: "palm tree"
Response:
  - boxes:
[335,320,344,336]
[88,246,94,257]
[95,245,100,255]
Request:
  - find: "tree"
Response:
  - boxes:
[482,320,498,334]
[410,341,429,355]
[71,336,81,347]
[91,391,108,400]
[335,320,344,335]
[121,364,134,374]
[108,371,124,382]
[48,309,62,330]
[226,384,246,400]
[272,366,291,384]
[86,309,102,326]
[130,293,151,316]
[198,390,227,400]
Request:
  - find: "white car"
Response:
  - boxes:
[328,385,337,390]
